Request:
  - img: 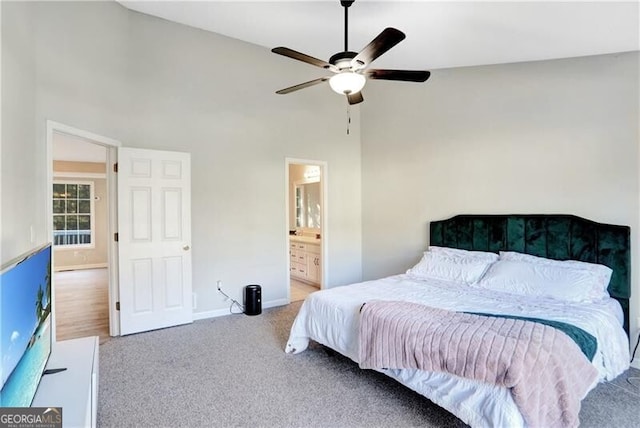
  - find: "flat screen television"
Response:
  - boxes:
[0,242,52,407]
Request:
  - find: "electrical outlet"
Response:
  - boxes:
[30,225,35,243]
[192,292,197,309]
[216,281,230,301]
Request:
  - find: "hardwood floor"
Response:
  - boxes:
[290,278,319,302]
[55,268,110,344]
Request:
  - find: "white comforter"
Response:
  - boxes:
[285,274,630,428]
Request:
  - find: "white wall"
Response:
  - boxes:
[361,52,639,348]
[2,2,363,315]
[1,1,40,262]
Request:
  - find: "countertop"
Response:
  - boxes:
[289,235,321,244]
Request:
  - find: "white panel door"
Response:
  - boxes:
[117,147,192,335]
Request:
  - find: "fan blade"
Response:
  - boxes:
[346,91,364,105]
[272,47,338,73]
[365,69,431,82]
[275,77,330,95]
[351,28,406,70]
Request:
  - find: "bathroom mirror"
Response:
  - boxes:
[295,180,321,228]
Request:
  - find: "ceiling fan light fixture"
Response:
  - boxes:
[329,72,366,95]
[272,1,429,106]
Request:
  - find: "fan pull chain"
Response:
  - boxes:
[346,103,351,135]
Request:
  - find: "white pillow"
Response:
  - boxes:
[407,251,495,284]
[499,251,612,301]
[429,246,498,262]
[476,259,607,302]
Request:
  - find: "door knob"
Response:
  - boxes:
[183,245,190,251]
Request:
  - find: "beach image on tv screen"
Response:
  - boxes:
[0,245,52,407]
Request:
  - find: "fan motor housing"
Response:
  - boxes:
[329,51,358,69]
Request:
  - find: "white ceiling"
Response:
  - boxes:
[118,1,639,71]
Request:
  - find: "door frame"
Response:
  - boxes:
[285,158,328,300]
[46,120,122,339]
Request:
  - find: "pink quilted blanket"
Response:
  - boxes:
[358,300,598,428]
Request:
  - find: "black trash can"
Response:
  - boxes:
[243,284,262,316]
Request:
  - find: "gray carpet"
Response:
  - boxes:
[98,302,640,427]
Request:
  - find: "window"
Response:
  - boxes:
[52,181,95,248]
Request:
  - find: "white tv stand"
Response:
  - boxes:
[32,336,99,428]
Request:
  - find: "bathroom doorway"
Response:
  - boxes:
[286,159,327,302]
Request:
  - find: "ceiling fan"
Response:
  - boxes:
[271,0,431,105]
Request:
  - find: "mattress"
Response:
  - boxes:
[285,274,630,427]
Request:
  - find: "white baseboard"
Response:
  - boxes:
[192,298,290,321]
[193,308,232,320]
[55,263,108,272]
[264,298,290,308]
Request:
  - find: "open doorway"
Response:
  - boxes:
[286,160,327,302]
[47,122,121,343]
[52,132,110,343]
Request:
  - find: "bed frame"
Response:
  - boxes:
[430,214,631,335]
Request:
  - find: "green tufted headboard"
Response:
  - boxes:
[430,214,631,335]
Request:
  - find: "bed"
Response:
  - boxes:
[285,214,631,428]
